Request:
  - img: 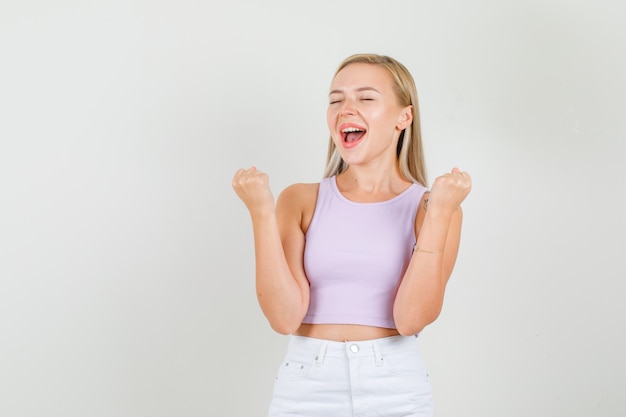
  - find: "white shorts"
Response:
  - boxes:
[268,334,434,417]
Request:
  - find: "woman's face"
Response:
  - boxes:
[327,63,412,169]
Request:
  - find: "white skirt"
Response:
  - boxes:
[269,334,434,417]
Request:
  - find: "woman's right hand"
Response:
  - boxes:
[232,167,276,216]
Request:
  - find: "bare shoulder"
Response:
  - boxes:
[277,183,320,232]
[278,183,319,204]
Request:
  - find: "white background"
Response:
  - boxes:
[1,1,625,416]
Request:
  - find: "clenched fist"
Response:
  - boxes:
[232,167,276,215]
[427,168,472,216]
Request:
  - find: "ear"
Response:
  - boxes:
[396,105,413,131]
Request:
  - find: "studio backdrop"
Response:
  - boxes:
[1,1,624,416]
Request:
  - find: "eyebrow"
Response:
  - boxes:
[328,86,381,96]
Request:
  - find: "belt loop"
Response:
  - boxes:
[373,341,383,367]
[316,341,329,367]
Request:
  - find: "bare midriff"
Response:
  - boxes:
[294,323,401,342]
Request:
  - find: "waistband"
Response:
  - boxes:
[287,334,420,360]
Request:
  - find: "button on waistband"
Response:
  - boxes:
[349,344,360,353]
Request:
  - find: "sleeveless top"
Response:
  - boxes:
[302,176,428,329]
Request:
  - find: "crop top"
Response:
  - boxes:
[302,176,428,329]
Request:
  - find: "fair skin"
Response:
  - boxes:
[232,63,471,341]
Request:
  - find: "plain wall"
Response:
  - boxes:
[1,1,624,416]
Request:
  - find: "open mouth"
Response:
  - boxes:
[341,126,366,144]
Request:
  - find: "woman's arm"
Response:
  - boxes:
[232,168,311,334]
[393,168,471,336]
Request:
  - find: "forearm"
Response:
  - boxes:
[393,209,461,335]
[251,211,308,334]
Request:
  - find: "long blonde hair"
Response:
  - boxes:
[323,54,427,186]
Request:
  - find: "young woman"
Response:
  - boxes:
[232,54,471,417]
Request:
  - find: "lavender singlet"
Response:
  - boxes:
[302,176,428,329]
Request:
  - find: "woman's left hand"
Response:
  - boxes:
[427,167,472,216]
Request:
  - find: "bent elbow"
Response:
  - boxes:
[270,323,295,335]
[395,321,425,337]
[394,310,441,337]
[268,317,301,335]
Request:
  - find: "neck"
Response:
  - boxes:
[338,163,409,195]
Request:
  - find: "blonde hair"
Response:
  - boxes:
[323,54,427,186]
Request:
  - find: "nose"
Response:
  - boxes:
[339,99,357,117]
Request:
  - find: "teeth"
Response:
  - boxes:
[342,127,364,133]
